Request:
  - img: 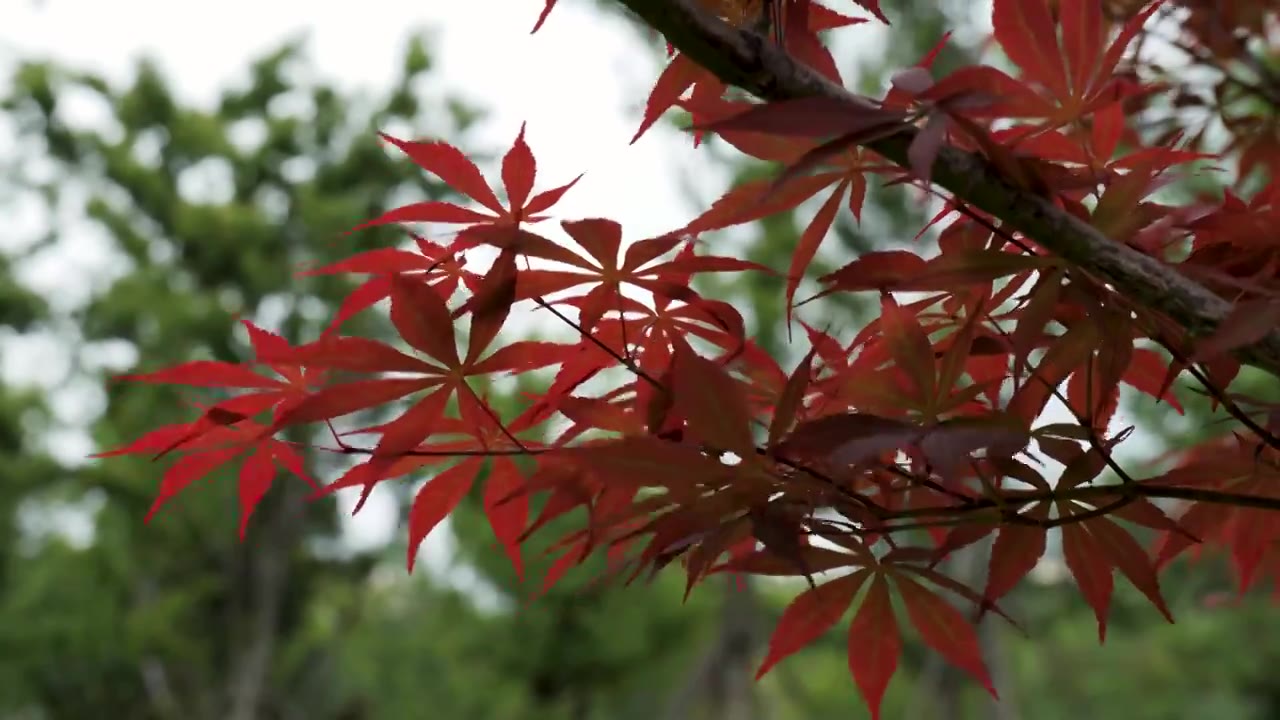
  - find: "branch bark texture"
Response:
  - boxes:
[614,0,1280,378]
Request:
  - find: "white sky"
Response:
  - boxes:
[1,0,1161,588]
[2,0,715,235]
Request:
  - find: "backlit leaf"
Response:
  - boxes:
[408,462,477,571]
[895,574,996,696]
[502,123,536,211]
[757,572,867,679]
[390,275,459,366]
[120,361,282,390]
[984,514,1048,603]
[847,573,900,720]
[237,448,276,539]
[484,459,529,579]
[671,344,757,459]
[1060,512,1115,642]
[768,346,817,448]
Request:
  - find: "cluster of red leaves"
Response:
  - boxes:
[103,0,1280,716]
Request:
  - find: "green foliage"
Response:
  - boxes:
[0,34,479,719]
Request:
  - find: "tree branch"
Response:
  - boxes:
[612,0,1280,379]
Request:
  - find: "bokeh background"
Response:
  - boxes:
[2,1,1278,718]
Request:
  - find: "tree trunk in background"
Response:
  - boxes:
[227,482,308,720]
[664,576,763,720]
[983,590,1020,720]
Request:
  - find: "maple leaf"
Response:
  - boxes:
[112,322,327,455]
[939,0,1164,130]
[531,0,558,32]
[506,218,769,333]
[636,53,727,145]
[961,448,1176,643]
[677,95,816,165]
[404,461,475,571]
[846,574,899,720]
[766,345,818,447]
[300,234,479,333]
[255,274,569,509]
[321,390,544,575]
[1150,447,1280,594]
[95,413,317,537]
[354,123,581,235]
[820,248,1058,298]
[893,572,996,696]
[757,570,868,679]
[670,342,757,459]
[560,435,735,500]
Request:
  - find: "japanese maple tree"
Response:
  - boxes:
[103,0,1280,715]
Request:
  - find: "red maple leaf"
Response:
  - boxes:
[355,123,581,234]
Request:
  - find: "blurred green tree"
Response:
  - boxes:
[0,34,483,719]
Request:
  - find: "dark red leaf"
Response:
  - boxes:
[819,250,929,292]
[992,0,1067,100]
[263,336,437,374]
[524,173,584,216]
[562,218,623,270]
[879,295,936,404]
[484,459,528,579]
[146,447,245,523]
[470,340,572,375]
[301,248,443,277]
[390,275,459,366]
[757,572,866,679]
[768,346,817,448]
[531,0,557,32]
[778,412,918,467]
[353,201,496,230]
[120,361,282,390]
[1060,513,1114,642]
[379,134,505,214]
[502,123,536,211]
[984,519,1047,603]
[407,462,477,571]
[847,573,900,720]
[274,377,440,427]
[671,344,757,459]
[463,249,518,363]
[786,179,847,325]
[633,54,705,143]
[1088,515,1174,623]
[237,448,276,539]
[895,574,996,696]
[374,388,451,458]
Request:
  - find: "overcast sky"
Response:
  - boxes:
[3,0,725,235]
